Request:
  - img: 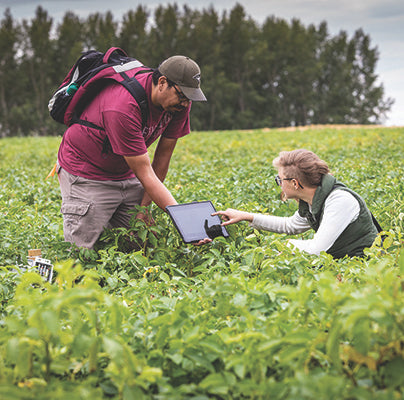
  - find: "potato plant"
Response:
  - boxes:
[0,126,403,399]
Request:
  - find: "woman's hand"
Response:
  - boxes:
[212,208,253,226]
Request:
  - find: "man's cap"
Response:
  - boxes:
[158,55,207,102]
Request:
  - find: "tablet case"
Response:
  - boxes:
[166,201,229,243]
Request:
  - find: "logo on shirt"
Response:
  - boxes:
[142,113,173,145]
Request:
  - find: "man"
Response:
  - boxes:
[57,55,206,249]
[214,149,379,259]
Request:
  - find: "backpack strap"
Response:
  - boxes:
[103,47,127,63]
[99,71,150,154]
[72,70,151,154]
[119,71,149,127]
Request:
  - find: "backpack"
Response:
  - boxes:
[48,47,151,152]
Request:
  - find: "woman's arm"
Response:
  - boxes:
[214,208,311,233]
[251,212,310,234]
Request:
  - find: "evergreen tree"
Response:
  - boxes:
[283,20,318,126]
[148,4,180,64]
[0,9,19,136]
[118,6,149,62]
[84,11,117,51]
[0,4,394,136]
[220,4,261,129]
[314,29,355,124]
[20,6,54,135]
[176,6,221,130]
[54,11,85,74]
[260,16,294,127]
[349,29,393,123]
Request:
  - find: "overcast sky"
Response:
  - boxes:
[2,0,403,126]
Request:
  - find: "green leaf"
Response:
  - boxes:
[159,272,170,282]
[138,366,163,383]
[132,252,149,268]
[398,248,404,275]
[148,232,158,247]
[383,357,404,387]
[168,352,183,365]
[232,293,247,307]
[382,234,393,249]
[100,381,119,396]
[103,337,124,364]
[199,372,236,395]
[138,228,147,242]
[184,348,215,373]
[352,318,370,355]
[326,320,342,368]
[40,310,59,336]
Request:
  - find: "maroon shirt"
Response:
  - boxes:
[58,72,190,181]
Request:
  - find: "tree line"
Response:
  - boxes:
[0,4,394,136]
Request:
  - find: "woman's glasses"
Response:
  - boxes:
[275,175,304,189]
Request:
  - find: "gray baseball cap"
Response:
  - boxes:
[158,55,207,102]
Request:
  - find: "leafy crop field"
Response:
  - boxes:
[0,126,403,399]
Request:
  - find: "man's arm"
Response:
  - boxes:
[124,150,177,211]
[139,137,178,207]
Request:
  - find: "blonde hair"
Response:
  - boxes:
[273,149,329,187]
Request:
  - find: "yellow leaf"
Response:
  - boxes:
[342,345,377,370]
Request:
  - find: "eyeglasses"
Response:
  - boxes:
[172,85,189,103]
[275,175,304,189]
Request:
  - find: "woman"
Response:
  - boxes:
[213,149,379,258]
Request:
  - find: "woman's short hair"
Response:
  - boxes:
[273,149,329,187]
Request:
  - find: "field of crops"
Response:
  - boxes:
[0,126,403,399]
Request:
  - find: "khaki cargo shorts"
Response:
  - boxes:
[58,167,144,248]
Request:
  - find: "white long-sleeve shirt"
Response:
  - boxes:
[250,190,360,256]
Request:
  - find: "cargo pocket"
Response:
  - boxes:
[61,201,92,243]
[61,201,91,217]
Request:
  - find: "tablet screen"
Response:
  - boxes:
[166,201,229,243]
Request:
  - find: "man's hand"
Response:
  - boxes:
[136,210,155,226]
[192,237,212,246]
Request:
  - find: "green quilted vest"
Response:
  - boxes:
[298,174,378,259]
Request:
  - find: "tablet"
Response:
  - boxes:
[166,201,229,243]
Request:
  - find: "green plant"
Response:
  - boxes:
[0,127,403,398]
